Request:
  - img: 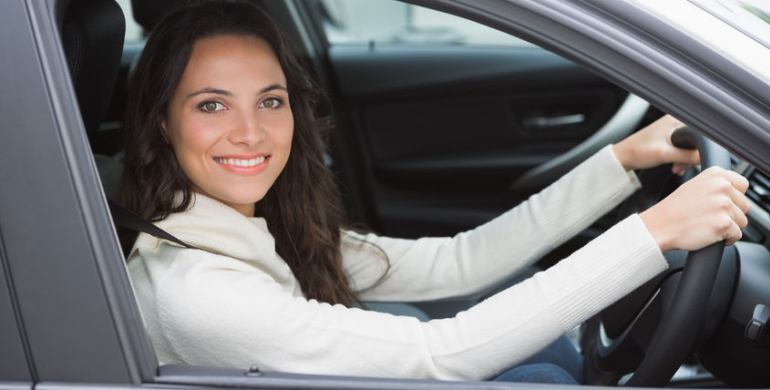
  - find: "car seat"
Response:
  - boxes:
[61,0,126,199]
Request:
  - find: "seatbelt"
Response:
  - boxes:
[108,199,196,249]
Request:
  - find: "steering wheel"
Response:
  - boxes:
[586,127,732,386]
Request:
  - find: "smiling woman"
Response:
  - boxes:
[120,0,358,309]
[162,34,294,217]
[118,0,749,385]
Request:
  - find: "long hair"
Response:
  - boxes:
[120,0,361,307]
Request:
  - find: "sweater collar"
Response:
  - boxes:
[133,192,276,263]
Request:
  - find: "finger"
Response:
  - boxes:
[672,162,692,175]
[684,149,700,165]
[667,148,700,166]
[724,170,749,193]
[731,203,749,229]
[660,115,685,133]
[724,221,743,246]
[663,132,700,159]
[730,188,752,214]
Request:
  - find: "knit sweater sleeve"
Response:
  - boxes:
[342,145,644,301]
[149,214,666,381]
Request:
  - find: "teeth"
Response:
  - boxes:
[215,157,266,167]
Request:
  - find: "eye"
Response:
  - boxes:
[198,101,225,113]
[260,98,282,109]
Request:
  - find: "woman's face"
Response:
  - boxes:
[163,34,294,217]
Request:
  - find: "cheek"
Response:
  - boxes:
[265,111,295,152]
[282,111,295,146]
[171,120,222,156]
[280,121,295,150]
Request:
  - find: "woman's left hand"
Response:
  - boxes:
[612,115,701,175]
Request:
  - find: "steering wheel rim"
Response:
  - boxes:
[592,127,732,386]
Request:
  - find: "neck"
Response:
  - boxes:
[191,189,255,217]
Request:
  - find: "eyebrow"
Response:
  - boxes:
[186,84,288,100]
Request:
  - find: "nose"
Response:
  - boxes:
[227,109,265,146]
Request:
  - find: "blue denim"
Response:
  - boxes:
[494,336,583,384]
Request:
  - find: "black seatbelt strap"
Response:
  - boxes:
[108,199,196,249]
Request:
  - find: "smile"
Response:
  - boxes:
[213,155,271,176]
[213,156,267,167]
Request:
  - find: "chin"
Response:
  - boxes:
[197,186,269,210]
[225,193,267,206]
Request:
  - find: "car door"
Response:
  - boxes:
[289,0,655,249]
[0,236,32,390]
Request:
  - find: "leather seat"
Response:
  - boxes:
[61,0,126,199]
[62,0,125,138]
[131,0,177,31]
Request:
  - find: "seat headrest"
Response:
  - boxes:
[62,0,125,136]
[131,0,178,31]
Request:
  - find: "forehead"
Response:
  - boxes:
[178,34,286,89]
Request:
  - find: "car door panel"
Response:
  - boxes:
[326,45,640,238]
[0,241,32,383]
[330,45,612,98]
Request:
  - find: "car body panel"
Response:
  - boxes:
[0,239,32,383]
[1,0,141,384]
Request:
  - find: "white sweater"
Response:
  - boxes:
[127,145,668,381]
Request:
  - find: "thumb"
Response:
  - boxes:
[666,129,701,165]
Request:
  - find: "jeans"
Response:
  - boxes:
[494,336,583,384]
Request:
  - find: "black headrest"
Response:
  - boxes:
[62,0,125,136]
[131,0,179,31]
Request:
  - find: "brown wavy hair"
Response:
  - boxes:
[119,0,361,307]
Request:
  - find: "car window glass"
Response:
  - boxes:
[115,0,144,42]
[693,0,770,50]
[319,0,533,47]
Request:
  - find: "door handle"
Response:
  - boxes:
[511,94,649,192]
[523,113,585,129]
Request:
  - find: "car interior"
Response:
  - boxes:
[58,0,770,387]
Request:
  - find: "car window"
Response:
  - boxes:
[319,0,533,47]
[692,0,770,50]
[115,0,144,42]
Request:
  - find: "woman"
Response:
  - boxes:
[121,0,750,384]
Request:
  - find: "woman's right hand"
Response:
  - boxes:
[640,166,751,252]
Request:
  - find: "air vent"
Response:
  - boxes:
[730,154,741,169]
[747,168,770,213]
